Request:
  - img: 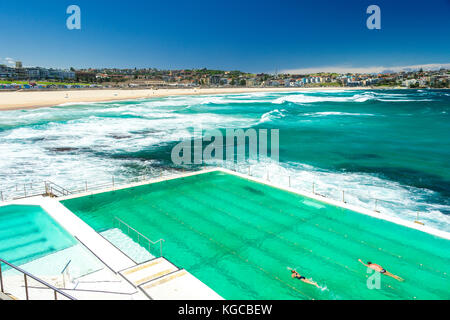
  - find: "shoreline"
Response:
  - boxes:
[1,86,378,111]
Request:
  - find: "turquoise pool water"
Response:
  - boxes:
[62,171,450,300]
[0,205,77,268]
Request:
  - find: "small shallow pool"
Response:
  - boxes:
[0,204,104,280]
[61,171,450,300]
[0,205,77,267]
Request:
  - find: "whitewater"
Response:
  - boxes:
[0,89,449,231]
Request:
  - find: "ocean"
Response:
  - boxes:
[0,89,449,231]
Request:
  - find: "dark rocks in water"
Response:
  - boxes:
[30,136,59,142]
[30,137,47,142]
[110,134,132,140]
[130,129,160,135]
[47,147,79,152]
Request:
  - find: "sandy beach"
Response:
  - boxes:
[0,87,371,111]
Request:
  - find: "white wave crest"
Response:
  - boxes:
[303,112,376,117]
[259,109,287,123]
[273,93,376,104]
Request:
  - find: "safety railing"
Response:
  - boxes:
[0,181,46,202]
[68,170,182,196]
[114,217,165,258]
[0,258,76,300]
[0,180,73,202]
[0,169,184,203]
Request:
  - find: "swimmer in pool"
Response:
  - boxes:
[358,259,404,281]
[289,268,320,288]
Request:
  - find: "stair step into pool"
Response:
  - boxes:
[119,258,178,287]
[139,269,223,300]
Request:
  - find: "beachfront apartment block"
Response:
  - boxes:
[0,64,75,81]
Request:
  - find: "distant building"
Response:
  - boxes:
[0,65,15,79]
[246,78,257,87]
[209,75,221,85]
[14,62,27,80]
[27,68,41,79]
[47,69,75,80]
[402,79,417,87]
[347,80,363,87]
[38,68,49,79]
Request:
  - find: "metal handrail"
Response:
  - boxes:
[0,170,181,202]
[0,258,76,300]
[61,260,72,289]
[45,181,73,197]
[78,173,167,194]
[61,260,72,275]
[114,217,165,258]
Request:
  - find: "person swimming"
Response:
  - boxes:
[358,259,404,281]
[289,268,320,288]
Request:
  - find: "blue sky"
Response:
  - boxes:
[0,0,449,73]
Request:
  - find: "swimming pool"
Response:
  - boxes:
[0,205,77,267]
[0,204,105,280]
[61,171,450,300]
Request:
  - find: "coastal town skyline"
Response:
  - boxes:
[1,61,449,89]
[1,0,449,73]
[2,58,450,75]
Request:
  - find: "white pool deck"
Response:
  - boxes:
[1,167,450,300]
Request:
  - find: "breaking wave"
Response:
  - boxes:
[302,112,376,117]
[272,93,376,104]
[259,109,287,123]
